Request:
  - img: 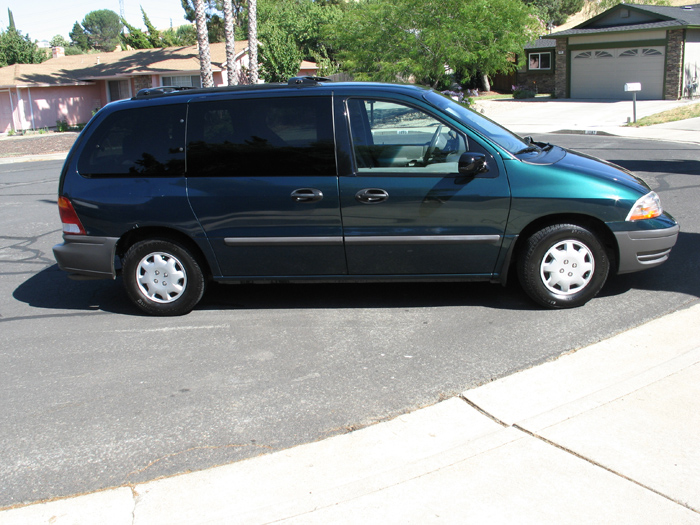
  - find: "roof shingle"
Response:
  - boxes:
[0,41,248,88]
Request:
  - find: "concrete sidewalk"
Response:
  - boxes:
[3,303,699,524]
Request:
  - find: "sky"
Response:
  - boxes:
[1,0,192,42]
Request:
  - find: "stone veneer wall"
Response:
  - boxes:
[133,75,153,93]
[515,70,555,94]
[554,38,568,98]
[665,29,685,100]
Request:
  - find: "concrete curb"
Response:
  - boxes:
[0,153,67,164]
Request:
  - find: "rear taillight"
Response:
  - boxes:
[58,196,87,235]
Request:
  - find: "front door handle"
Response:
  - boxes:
[291,188,323,203]
[355,188,389,204]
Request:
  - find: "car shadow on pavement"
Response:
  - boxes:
[13,231,698,315]
[13,264,535,315]
[198,280,533,312]
[12,265,135,316]
[607,158,700,177]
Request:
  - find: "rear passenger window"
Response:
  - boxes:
[77,105,186,177]
[186,97,336,177]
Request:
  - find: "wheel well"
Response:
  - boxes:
[115,228,212,279]
[510,214,619,277]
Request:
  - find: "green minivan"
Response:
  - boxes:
[53,78,679,315]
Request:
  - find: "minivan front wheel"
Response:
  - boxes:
[518,224,609,308]
[123,239,205,316]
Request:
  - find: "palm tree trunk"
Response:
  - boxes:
[223,0,236,85]
[247,0,259,84]
[194,0,214,87]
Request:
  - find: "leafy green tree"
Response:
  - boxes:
[121,8,169,49]
[81,9,122,51]
[181,0,249,43]
[259,24,303,81]
[48,34,85,55]
[69,22,90,51]
[181,0,223,42]
[329,0,540,90]
[142,9,165,48]
[121,19,153,49]
[258,0,342,75]
[0,25,48,66]
[50,35,70,48]
[170,25,197,46]
[121,9,196,49]
[524,0,584,26]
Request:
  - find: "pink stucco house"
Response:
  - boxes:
[0,41,317,134]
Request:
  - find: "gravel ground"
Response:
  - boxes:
[0,132,79,158]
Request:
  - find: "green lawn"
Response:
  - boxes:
[629,102,700,127]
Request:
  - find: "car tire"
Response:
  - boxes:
[518,224,609,309]
[123,239,206,316]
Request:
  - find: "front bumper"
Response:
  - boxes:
[53,235,119,279]
[613,224,679,274]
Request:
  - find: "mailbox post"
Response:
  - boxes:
[624,82,642,123]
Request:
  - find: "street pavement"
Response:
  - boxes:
[1,98,699,524]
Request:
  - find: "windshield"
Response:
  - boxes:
[423,90,529,155]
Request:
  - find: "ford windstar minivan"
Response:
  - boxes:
[53,77,679,315]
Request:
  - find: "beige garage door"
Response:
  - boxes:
[570,47,665,99]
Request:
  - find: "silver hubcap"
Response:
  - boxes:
[540,240,594,295]
[136,252,187,303]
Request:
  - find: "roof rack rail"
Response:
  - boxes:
[287,76,332,87]
[136,86,195,97]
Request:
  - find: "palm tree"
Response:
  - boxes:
[247,0,259,84]
[193,0,214,87]
[223,0,236,85]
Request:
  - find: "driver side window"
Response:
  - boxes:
[347,99,467,174]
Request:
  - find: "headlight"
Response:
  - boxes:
[626,191,663,221]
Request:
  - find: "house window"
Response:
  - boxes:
[162,75,202,88]
[108,80,130,102]
[642,48,663,56]
[529,52,551,70]
[620,49,639,57]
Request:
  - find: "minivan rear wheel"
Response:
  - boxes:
[123,239,205,316]
[518,224,609,309]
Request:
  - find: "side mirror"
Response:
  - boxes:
[458,152,489,176]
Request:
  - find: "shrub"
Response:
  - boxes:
[512,84,537,99]
[56,120,87,132]
[513,89,536,99]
